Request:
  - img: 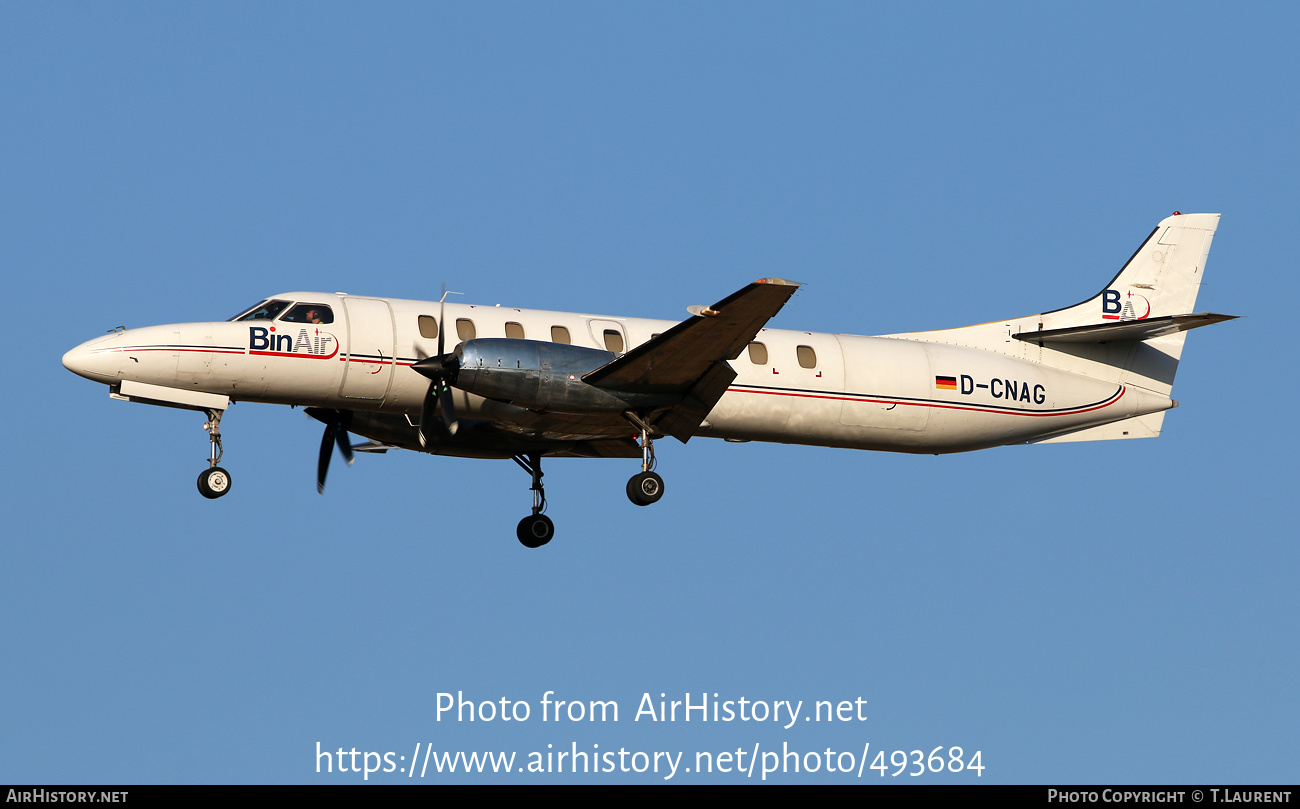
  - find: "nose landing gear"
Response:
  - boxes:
[197,408,232,499]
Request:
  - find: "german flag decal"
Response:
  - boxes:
[935,375,958,390]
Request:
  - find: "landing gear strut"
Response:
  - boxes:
[197,408,232,499]
[625,412,664,506]
[513,453,553,548]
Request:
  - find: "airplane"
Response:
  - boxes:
[63,212,1235,548]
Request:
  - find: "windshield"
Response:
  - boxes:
[229,300,290,322]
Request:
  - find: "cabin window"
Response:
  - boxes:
[281,303,334,324]
[418,315,438,339]
[603,329,624,353]
[230,300,289,322]
[748,342,768,365]
[551,326,571,344]
[797,345,817,369]
[505,322,525,339]
[456,319,476,341]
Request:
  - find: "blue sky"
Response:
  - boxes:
[2,4,1295,784]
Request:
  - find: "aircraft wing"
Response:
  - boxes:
[582,278,800,441]
[584,277,799,392]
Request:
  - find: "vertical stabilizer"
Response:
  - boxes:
[887,213,1225,399]
[1038,212,1219,334]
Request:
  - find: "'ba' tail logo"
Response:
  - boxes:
[1101,289,1151,321]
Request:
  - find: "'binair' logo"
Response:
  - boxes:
[249,326,339,359]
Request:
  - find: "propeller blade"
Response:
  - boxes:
[415,286,464,444]
[439,380,459,436]
[334,420,354,466]
[437,283,446,359]
[417,378,459,444]
[310,408,354,493]
[418,385,438,447]
[317,421,335,493]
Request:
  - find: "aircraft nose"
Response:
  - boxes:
[62,334,123,384]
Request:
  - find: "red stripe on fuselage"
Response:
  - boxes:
[249,344,339,360]
[727,385,1125,418]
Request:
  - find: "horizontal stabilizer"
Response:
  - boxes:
[1013,312,1237,344]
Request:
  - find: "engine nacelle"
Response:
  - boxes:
[455,339,675,412]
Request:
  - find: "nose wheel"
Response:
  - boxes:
[197,408,232,499]
[513,453,552,548]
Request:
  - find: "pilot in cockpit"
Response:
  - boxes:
[282,303,333,325]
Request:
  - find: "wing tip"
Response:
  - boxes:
[755,277,801,287]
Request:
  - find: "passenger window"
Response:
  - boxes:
[603,329,624,353]
[797,345,817,369]
[418,315,438,339]
[748,342,768,365]
[456,319,476,341]
[551,326,571,344]
[505,322,525,339]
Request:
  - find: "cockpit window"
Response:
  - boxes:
[230,300,290,322]
[281,303,334,324]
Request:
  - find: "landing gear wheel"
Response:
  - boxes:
[517,514,555,548]
[627,471,664,506]
[198,467,232,499]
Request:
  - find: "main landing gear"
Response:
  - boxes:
[197,407,232,499]
[510,414,667,548]
[513,453,554,548]
[625,412,664,507]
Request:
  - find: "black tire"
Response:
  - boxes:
[627,471,664,506]
[516,514,554,548]
[198,467,232,499]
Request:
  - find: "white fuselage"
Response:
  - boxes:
[62,291,1173,455]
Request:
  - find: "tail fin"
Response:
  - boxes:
[1022,212,1229,400]
[887,213,1234,439]
[1036,212,1221,336]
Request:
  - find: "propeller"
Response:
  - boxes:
[305,408,353,493]
[412,287,462,445]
